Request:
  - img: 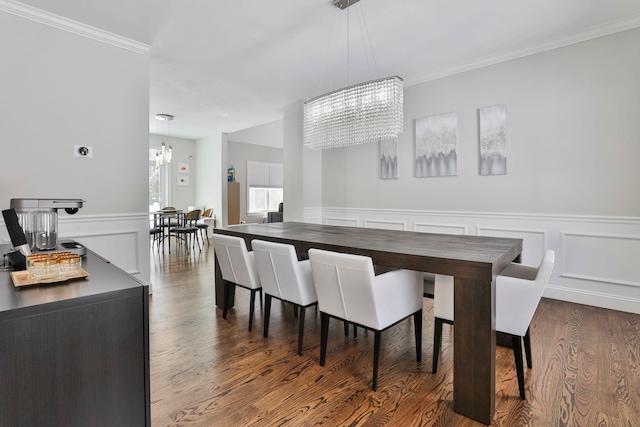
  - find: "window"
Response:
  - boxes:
[149,148,169,212]
[247,161,283,215]
[248,187,283,214]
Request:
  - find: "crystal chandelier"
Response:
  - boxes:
[303,0,404,149]
[155,114,173,166]
[303,76,403,149]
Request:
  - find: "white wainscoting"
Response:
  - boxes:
[309,207,640,314]
[1,213,151,287]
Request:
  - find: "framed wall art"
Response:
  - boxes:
[381,137,398,179]
[415,112,458,177]
[479,104,507,175]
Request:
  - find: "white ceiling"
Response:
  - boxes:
[11,0,640,140]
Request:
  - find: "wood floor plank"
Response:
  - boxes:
[149,242,640,426]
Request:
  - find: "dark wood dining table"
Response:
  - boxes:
[213,222,522,425]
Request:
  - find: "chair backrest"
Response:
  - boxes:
[308,248,377,324]
[496,249,555,336]
[212,234,261,289]
[185,209,201,221]
[251,240,317,306]
[161,206,176,211]
[202,208,213,218]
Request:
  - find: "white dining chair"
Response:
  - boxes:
[252,239,318,355]
[212,234,262,331]
[432,249,555,399]
[308,248,424,391]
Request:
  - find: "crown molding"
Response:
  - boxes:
[404,13,640,87]
[0,0,150,54]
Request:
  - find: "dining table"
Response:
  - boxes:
[213,221,522,425]
[152,209,184,253]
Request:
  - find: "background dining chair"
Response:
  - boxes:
[196,208,214,246]
[308,248,424,391]
[212,234,262,331]
[252,239,317,355]
[171,209,202,253]
[149,226,162,248]
[432,249,555,399]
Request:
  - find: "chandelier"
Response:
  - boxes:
[303,76,403,149]
[303,0,404,149]
[155,113,173,166]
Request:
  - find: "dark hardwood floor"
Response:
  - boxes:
[149,241,639,426]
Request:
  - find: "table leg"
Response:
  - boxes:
[453,277,495,425]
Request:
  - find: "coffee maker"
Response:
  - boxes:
[8,198,86,256]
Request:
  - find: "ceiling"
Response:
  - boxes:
[11,0,640,140]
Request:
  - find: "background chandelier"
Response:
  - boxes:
[303,0,404,150]
[155,113,173,166]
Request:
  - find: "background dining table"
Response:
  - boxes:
[152,209,184,253]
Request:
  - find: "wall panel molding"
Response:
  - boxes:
[325,217,359,227]
[0,212,150,286]
[364,219,406,231]
[560,231,640,288]
[414,222,467,235]
[310,207,640,314]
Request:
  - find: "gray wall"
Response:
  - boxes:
[0,10,151,284]
[320,28,640,217]
[149,134,197,211]
[1,12,150,215]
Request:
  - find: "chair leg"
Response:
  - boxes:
[372,330,382,391]
[263,294,272,338]
[344,320,349,336]
[512,335,526,399]
[297,306,306,356]
[320,313,330,366]
[414,310,422,362]
[248,289,257,331]
[524,327,533,369]
[293,305,298,318]
[222,281,231,319]
[353,324,357,340]
[432,317,444,373]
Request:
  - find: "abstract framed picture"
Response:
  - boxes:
[479,104,507,175]
[177,174,189,186]
[415,112,458,177]
[178,162,190,174]
[380,137,398,179]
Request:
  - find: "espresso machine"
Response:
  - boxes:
[4,198,86,260]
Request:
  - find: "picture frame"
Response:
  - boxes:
[177,174,189,186]
[415,112,458,177]
[479,104,508,175]
[381,137,399,179]
[178,163,190,174]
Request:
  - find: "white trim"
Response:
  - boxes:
[413,222,468,235]
[325,217,359,227]
[404,14,640,87]
[545,285,640,315]
[318,207,640,225]
[560,231,640,288]
[65,229,141,275]
[0,0,150,54]
[308,206,640,314]
[363,219,407,231]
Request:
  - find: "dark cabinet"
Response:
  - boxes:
[0,247,150,427]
